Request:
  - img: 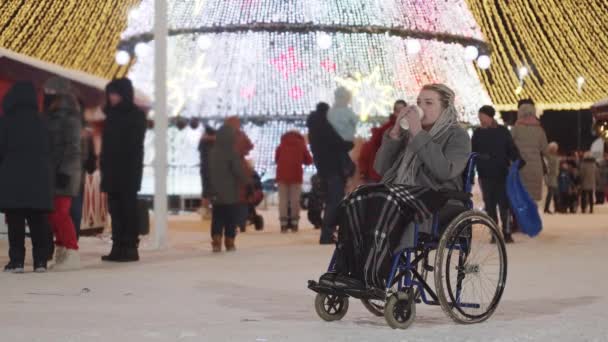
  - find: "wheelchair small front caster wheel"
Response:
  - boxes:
[384,291,416,329]
[314,293,349,321]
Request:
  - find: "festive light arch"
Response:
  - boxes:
[122,0,493,123]
[465,0,608,111]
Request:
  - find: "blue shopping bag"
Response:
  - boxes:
[506,160,543,237]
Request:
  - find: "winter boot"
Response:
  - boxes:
[224,237,236,252]
[101,244,123,262]
[54,246,67,265]
[119,247,140,262]
[34,260,47,273]
[211,235,222,253]
[290,220,299,232]
[504,234,514,244]
[4,262,24,274]
[52,249,81,271]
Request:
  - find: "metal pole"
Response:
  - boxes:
[153,0,168,249]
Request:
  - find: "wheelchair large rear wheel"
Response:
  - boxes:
[434,210,507,324]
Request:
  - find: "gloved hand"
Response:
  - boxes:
[56,173,70,188]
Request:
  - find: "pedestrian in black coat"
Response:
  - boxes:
[100,78,146,262]
[198,125,216,217]
[0,81,53,273]
[306,102,354,244]
[472,105,521,243]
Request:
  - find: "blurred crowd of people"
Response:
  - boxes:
[0,77,146,273]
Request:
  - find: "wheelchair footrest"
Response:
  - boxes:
[307,280,384,300]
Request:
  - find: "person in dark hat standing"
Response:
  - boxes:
[0,82,54,273]
[100,78,146,262]
[472,105,521,243]
[44,77,82,271]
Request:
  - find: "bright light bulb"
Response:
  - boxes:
[464,45,478,60]
[406,40,421,55]
[577,76,585,85]
[477,55,491,69]
[134,42,150,58]
[317,33,332,50]
[518,66,528,79]
[197,36,212,50]
[115,50,131,65]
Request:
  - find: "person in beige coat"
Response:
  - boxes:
[511,101,548,201]
[543,142,560,213]
[579,152,597,213]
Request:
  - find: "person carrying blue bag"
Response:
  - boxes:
[507,160,543,237]
[472,105,522,243]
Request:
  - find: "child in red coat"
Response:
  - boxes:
[275,131,313,232]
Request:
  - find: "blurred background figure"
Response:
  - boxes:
[544,142,560,214]
[0,82,53,273]
[511,100,548,202]
[579,151,597,213]
[275,130,313,232]
[198,124,216,220]
[44,77,82,271]
[100,78,146,262]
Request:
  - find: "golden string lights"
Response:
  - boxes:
[466,0,608,111]
[0,0,139,79]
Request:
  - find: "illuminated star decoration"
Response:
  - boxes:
[167,53,218,117]
[270,47,304,79]
[335,67,395,122]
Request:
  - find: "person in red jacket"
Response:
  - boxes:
[358,100,406,183]
[275,131,313,232]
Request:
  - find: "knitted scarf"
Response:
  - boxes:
[383,105,459,185]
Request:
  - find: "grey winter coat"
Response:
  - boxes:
[511,124,548,201]
[208,125,251,205]
[374,126,471,248]
[374,127,471,192]
[47,96,82,197]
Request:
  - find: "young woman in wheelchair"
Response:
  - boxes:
[374,83,472,239]
[310,84,508,328]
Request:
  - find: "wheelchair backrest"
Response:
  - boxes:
[462,153,479,195]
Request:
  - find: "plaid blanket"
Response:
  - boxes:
[333,184,448,289]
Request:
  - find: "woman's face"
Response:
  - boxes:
[417,89,444,126]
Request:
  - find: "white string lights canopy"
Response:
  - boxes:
[121,0,493,124]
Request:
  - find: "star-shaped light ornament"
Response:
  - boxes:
[167,53,218,117]
[335,67,395,122]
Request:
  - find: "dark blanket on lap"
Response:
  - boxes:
[333,184,448,289]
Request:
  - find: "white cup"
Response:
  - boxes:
[400,105,424,129]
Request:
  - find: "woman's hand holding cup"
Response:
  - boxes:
[402,105,423,136]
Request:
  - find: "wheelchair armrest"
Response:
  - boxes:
[440,190,472,202]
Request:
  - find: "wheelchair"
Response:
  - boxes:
[308,154,508,329]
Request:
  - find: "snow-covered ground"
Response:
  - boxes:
[1,205,607,341]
